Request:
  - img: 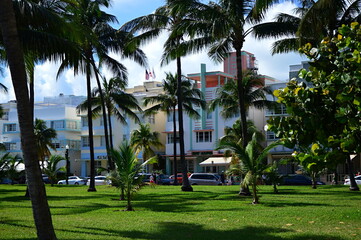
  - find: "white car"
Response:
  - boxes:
[188,173,223,185]
[57,176,87,185]
[86,176,111,186]
[344,175,361,185]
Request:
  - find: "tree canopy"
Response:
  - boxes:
[268,22,361,190]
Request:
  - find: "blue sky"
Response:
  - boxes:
[0,0,305,103]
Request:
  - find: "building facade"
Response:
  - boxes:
[0,95,84,175]
[78,80,166,176]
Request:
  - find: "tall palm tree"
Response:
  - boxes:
[109,141,157,211]
[60,0,147,191]
[34,118,57,168]
[0,0,57,238]
[130,123,163,166]
[209,70,275,123]
[42,155,65,187]
[77,77,142,169]
[219,133,282,204]
[122,0,209,191]
[143,72,205,185]
[173,0,279,147]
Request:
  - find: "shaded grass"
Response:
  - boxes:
[0,184,360,239]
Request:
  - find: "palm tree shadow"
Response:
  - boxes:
[76,222,345,240]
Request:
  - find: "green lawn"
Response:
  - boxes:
[0,184,360,240]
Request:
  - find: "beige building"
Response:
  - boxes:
[79,80,166,176]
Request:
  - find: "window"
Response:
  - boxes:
[4,124,16,132]
[196,131,212,143]
[81,137,89,147]
[187,160,194,172]
[266,131,279,140]
[66,121,78,130]
[206,111,212,120]
[53,142,61,149]
[82,117,88,127]
[123,134,127,141]
[2,111,9,120]
[4,142,17,150]
[51,120,64,129]
[95,161,102,168]
[148,114,155,124]
[167,112,178,122]
[167,133,180,144]
[100,136,106,147]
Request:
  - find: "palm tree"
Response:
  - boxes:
[60,0,147,191]
[209,70,275,124]
[173,0,279,147]
[121,0,208,191]
[77,76,142,169]
[34,118,57,168]
[109,142,157,211]
[10,0,79,121]
[0,1,57,238]
[43,155,66,187]
[0,153,23,185]
[143,72,205,185]
[130,123,163,167]
[219,119,265,195]
[219,133,282,204]
[253,0,361,54]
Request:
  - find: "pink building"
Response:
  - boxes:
[223,51,257,76]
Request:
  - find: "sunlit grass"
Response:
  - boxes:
[0,184,360,239]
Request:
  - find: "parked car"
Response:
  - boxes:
[188,173,223,185]
[281,174,325,185]
[169,173,184,184]
[58,176,87,185]
[0,178,19,184]
[138,173,152,183]
[344,175,361,185]
[157,174,172,185]
[42,174,51,184]
[86,176,111,186]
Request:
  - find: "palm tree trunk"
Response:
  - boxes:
[235,47,248,148]
[172,108,178,185]
[176,56,192,192]
[126,187,133,211]
[346,154,359,191]
[311,171,317,189]
[107,105,115,150]
[85,58,96,192]
[235,47,251,196]
[273,183,278,194]
[252,177,259,204]
[91,62,113,170]
[0,1,57,239]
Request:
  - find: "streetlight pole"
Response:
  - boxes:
[65,145,69,185]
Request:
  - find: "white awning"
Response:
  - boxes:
[199,157,232,166]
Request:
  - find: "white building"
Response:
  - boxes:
[0,94,84,175]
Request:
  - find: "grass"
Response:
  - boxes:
[0,184,360,240]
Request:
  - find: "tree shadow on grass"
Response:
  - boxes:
[0,219,346,240]
[51,202,111,215]
[69,222,345,240]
